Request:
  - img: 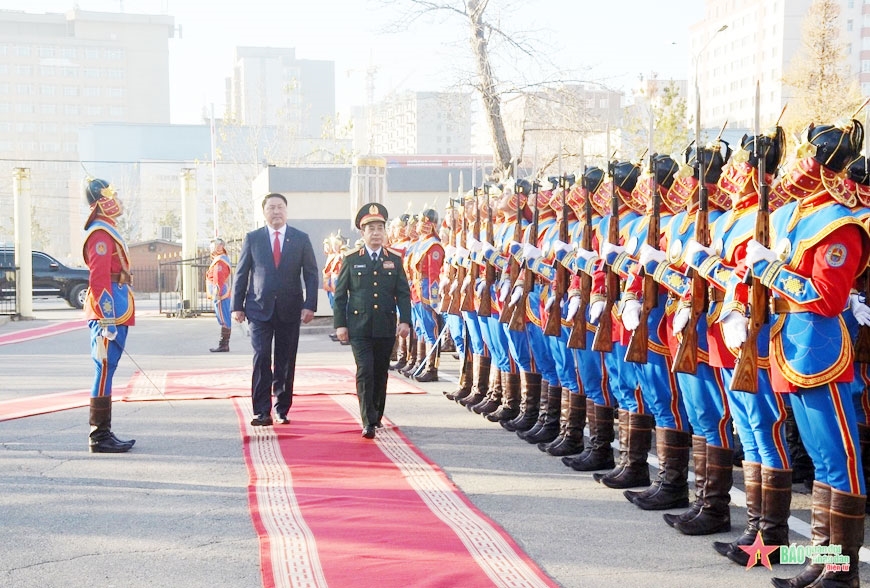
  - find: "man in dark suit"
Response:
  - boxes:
[232,193,319,426]
[334,203,412,439]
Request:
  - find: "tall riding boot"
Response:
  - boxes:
[813,488,865,587]
[713,461,762,561]
[210,326,231,352]
[723,465,792,567]
[522,385,562,444]
[408,338,429,379]
[515,379,549,437]
[445,349,473,400]
[673,444,733,535]
[390,335,408,371]
[541,392,587,456]
[459,355,491,407]
[415,343,439,382]
[785,405,814,486]
[599,412,654,489]
[859,423,870,514]
[487,371,521,422]
[771,482,831,588]
[400,334,420,377]
[664,435,707,528]
[630,428,691,510]
[502,372,542,432]
[473,368,503,415]
[593,409,629,482]
[88,396,135,453]
[566,401,616,471]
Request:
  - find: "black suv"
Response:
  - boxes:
[0,247,90,309]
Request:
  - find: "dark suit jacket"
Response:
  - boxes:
[333,247,411,337]
[232,224,319,322]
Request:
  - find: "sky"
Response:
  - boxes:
[3,1,705,124]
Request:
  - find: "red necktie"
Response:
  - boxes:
[272,231,281,268]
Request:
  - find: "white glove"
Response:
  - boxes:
[851,293,870,326]
[683,239,715,269]
[444,244,456,259]
[509,285,524,306]
[744,239,777,267]
[672,306,691,334]
[565,296,581,321]
[575,247,597,263]
[455,246,469,259]
[498,280,511,302]
[589,300,606,324]
[449,280,459,294]
[481,242,495,256]
[467,237,482,252]
[545,295,556,311]
[621,299,642,331]
[475,280,486,297]
[522,243,543,261]
[554,240,573,254]
[461,275,472,289]
[601,242,625,260]
[101,325,118,341]
[508,241,523,257]
[720,311,749,349]
[638,243,666,268]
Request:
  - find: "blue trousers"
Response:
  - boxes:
[89,320,129,398]
[721,367,789,468]
[677,363,732,448]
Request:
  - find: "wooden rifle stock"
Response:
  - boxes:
[459,191,479,313]
[499,200,523,324]
[592,168,619,353]
[544,177,569,336]
[508,183,539,332]
[440,203,457,313]
[672,156,709,374]
[568,185,592,349]
[624,161,660,364]
[478,187,494,317]
[855,269,870,363]
[446,206,467,316]
[731,137,769,393]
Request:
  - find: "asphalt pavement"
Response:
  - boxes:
[0,300,867,588]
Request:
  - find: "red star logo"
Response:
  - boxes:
[738,532,780,570]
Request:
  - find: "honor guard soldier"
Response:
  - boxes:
[408,208,445,382]
[206,237,233,352]
[82,178,136,453]
[333,203,412,439]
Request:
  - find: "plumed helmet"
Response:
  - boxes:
[85,178,114,205]
[806,119,865,173]
[582,166,605,195]
[515,178,532,195]
[848,156,870,208]
[740,126,786,174]
[419,208,438,225]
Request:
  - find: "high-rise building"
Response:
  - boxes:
[0,8,174,257]
[690,0,867,131]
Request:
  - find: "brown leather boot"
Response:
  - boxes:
[803,487,864,587]
[473,368,503,415]
[629,428,691,510]
[459,355,490,407]
[713,461,762,560]
[444,349,473,400]
[541,392,586,456]
[501,372,542,432]
[521,384,561,443]
[210,327,231,352]
[599,412,653,489]
[88,396,135,453]
[859,423,870,513]
[593,409,629,482]
[664,435,706,528]
[391,334,409,371]
[770,482,831,588]
[414,343,439,382]
[486,371,521,422]
[400,335,421,377]
[566,401,616,471]
[724,465,792,567]
[673,444,733,535]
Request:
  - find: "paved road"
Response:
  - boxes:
[0,303,866,587]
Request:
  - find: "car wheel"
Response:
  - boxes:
[68,284,88,309]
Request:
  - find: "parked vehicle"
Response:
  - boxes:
[0,247,90,309]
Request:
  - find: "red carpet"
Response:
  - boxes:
[0,319,85,346]
[237,394,557,588]
[0,365,423,421]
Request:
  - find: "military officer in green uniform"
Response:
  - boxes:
[334,202,412,439]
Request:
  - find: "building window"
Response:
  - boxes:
[63,86,79,97]
[40,66,56,77]
[85,105,101,116]
[107,87,125,98]
[64,104,79,115]
[84,48,99,59]
[60,67,78,78]
[38,46,55,58]
[15,65,32,76]
[862,60,870,73]
[40,103,56,114]
[61,47,76,58]
[848,19,854,32]
[16,84,32,95]
[83,87,100,97]
[107,69,125,79]
[83,68,100,79]
[14,45,31,57]
[110,106,125,117]
[40,85,56,96]
[15,103,33,114]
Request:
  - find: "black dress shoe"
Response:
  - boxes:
[276,414,290,425]
[329,333,338,341]
[362,425,376,439]
[251,414,273,426]
[375,421,383,428]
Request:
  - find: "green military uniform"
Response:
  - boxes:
[333,203,412,434]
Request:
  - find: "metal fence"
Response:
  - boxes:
[0,264,16,315]
[157,255,213,318]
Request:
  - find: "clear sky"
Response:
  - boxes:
[3,1,705,124]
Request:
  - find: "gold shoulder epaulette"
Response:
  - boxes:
[344,247,362,258]
[386,246,403,257]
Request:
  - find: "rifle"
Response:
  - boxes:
[447,198,467,316]
[731,81,769,392]
[440,199,458,313]
[544,175,570,336]
[499,182,524,324]
[855,109,870,363]
[478,184,495,318]
[508,180,540,332]
[459,188,479,312]
[624,148,660,364]
[591,162,619,353]
[568,172,592,349]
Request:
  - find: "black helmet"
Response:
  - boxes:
[515,178,532,195]
[740,126,786,173]
[652,154,679,190]
[613,161,641,193]
[582,166,605,194]
[85,178,113,205]
[807,119,864,173]
[420,208,438,225]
